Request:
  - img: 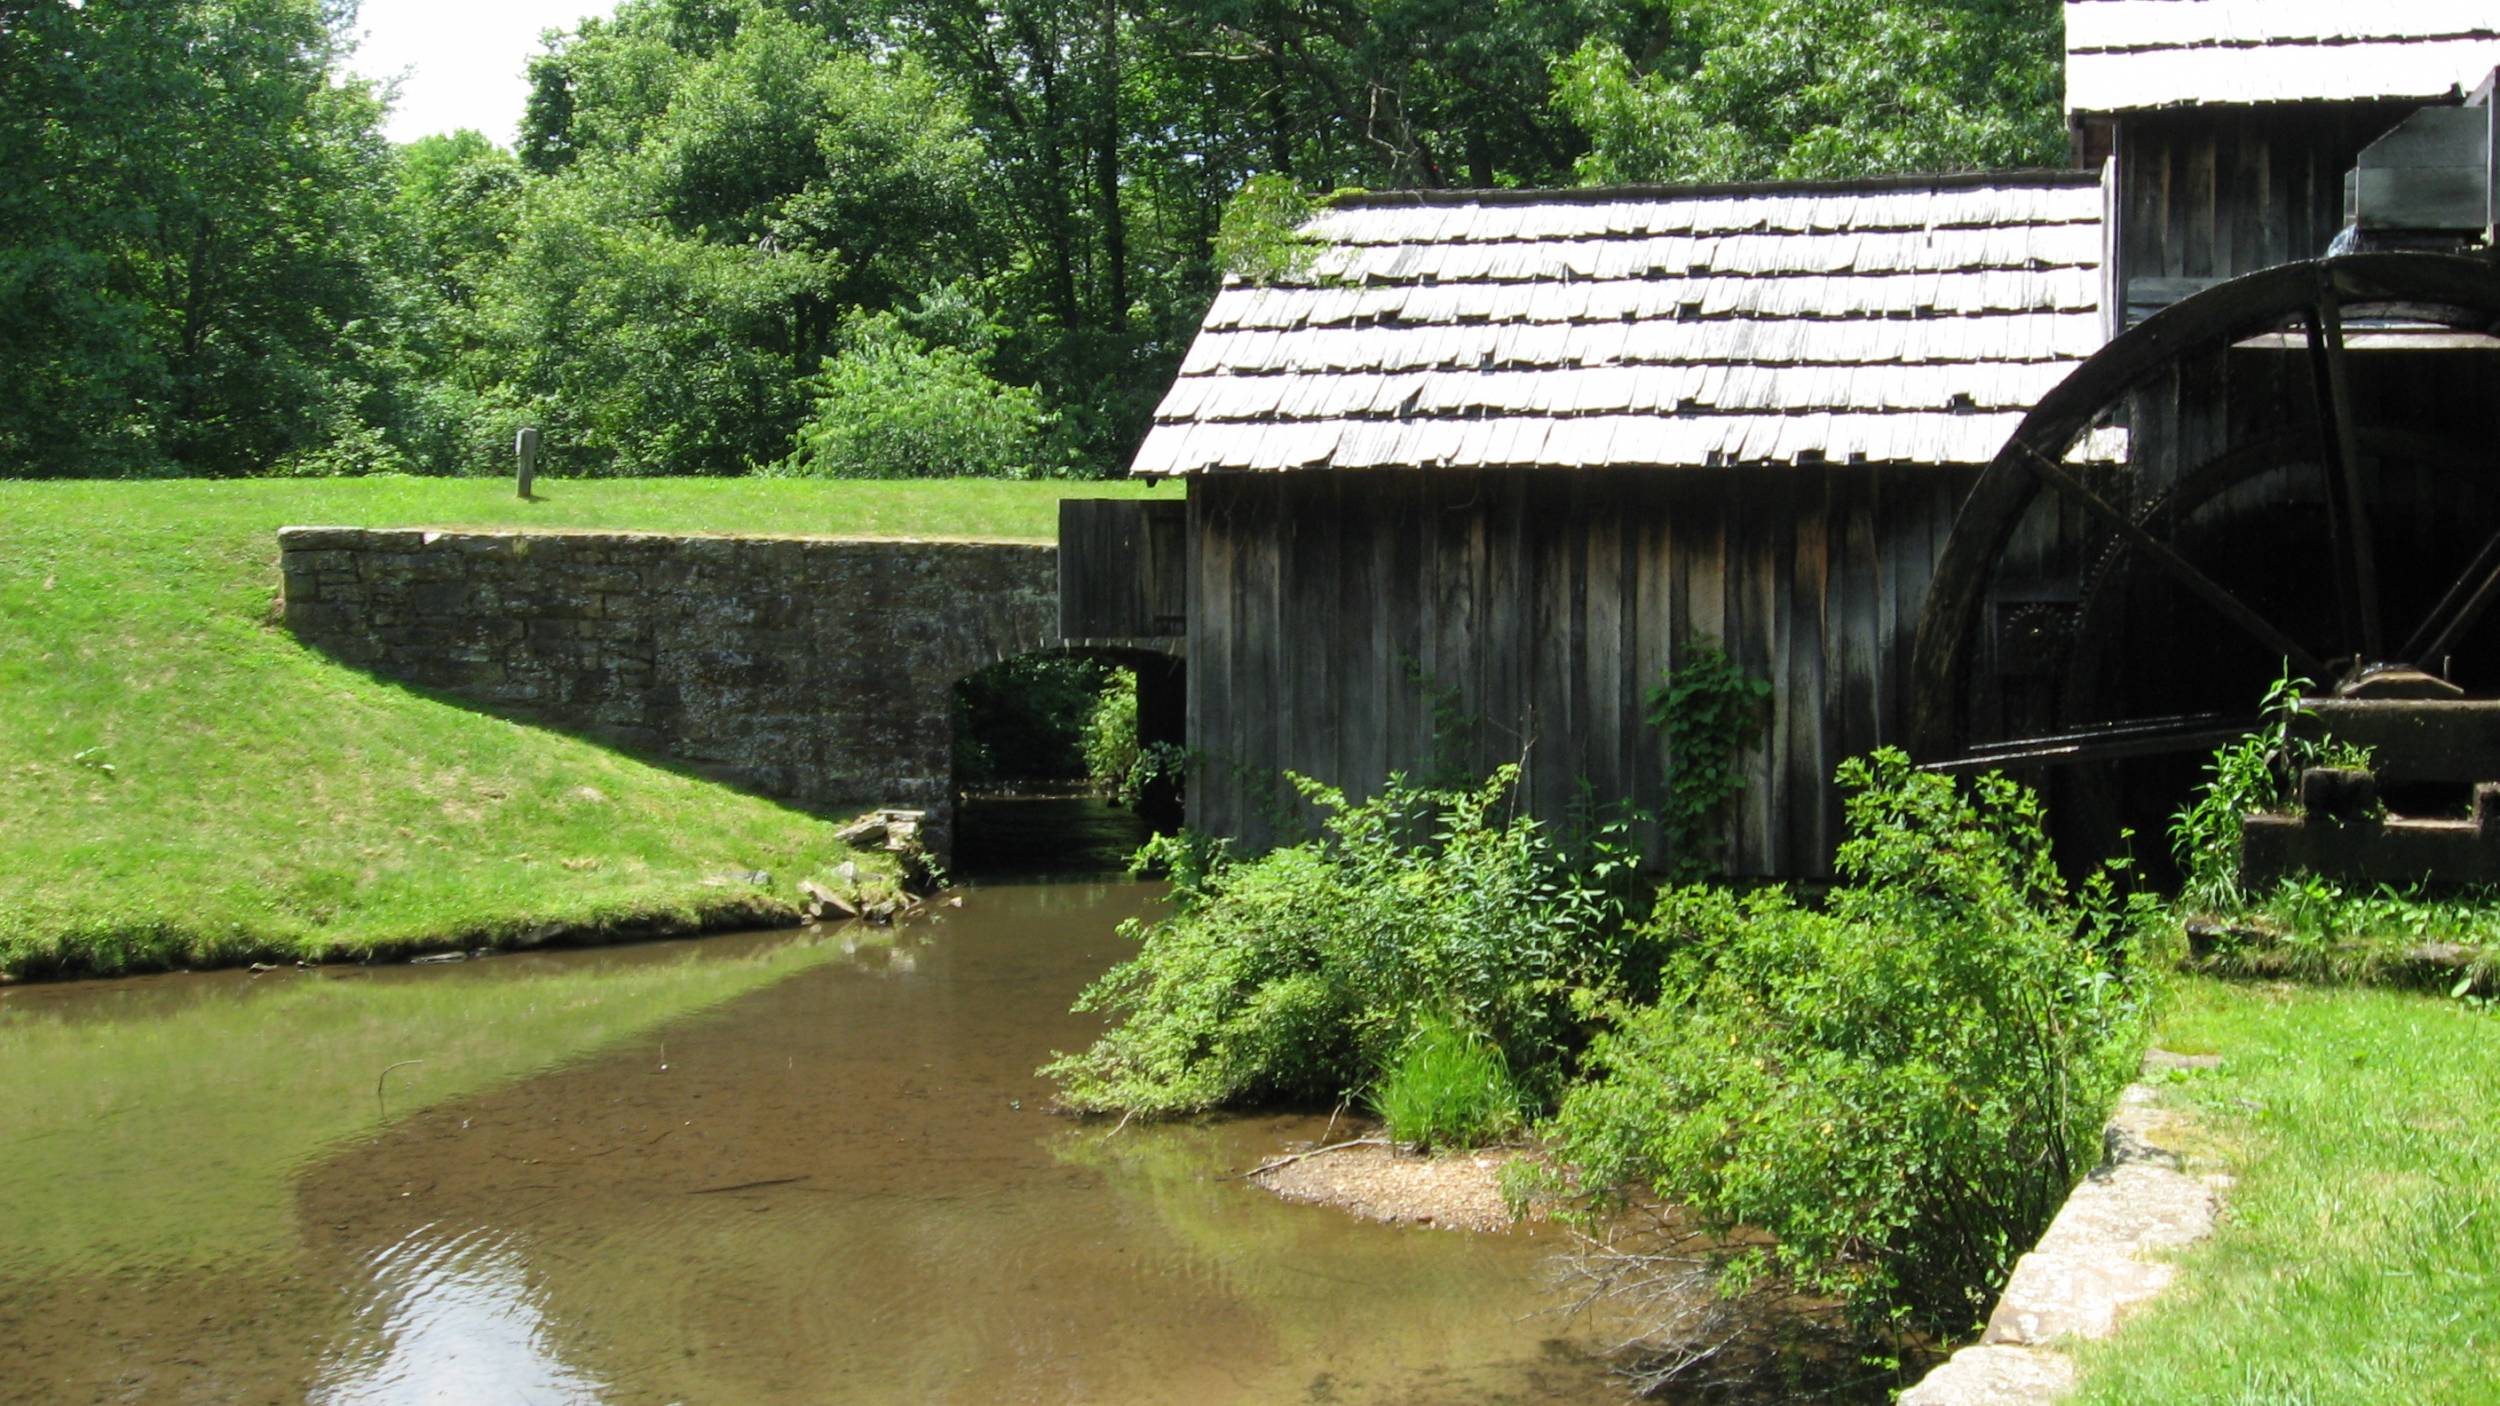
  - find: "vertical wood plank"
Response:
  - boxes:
[1729,477,1777,876]
[1191,481,1237,840]
[1789,469,1833,872]
[1631,470,1677,837]
[1390,473,1431,792]
[1484,472,1531,783]
[1239,478,1284,843]
[1305,474,1342,794]
[1433,473,1486,778]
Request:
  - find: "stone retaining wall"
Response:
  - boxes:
[278,527,1061,857]
[1897,1060,2226,1405]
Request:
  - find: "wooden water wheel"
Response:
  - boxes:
[1909,252,2500,866]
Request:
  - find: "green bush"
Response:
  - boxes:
[2172,671,2373,908]
[777,309,1051,479]
[1041,767,1647,1117]
[1369,1013,1526,1150]
[1546,750,2155,1336]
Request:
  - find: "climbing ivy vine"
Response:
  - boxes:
[1645,641,1773,883]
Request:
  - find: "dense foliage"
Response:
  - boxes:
[951,653,1117,790]
[1547,751,2156,1335]
[1042,767,1654,1116]
[1080,666,1144,795]
[3,0,2074,478]
[1,0,401,475]
[778,309,1054,479]
[1556,0,2066,184]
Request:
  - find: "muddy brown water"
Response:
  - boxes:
[0,818,1628,1404]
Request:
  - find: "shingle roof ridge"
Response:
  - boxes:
[1322,169,2103,211]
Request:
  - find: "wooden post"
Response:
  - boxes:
[515,425,541,499]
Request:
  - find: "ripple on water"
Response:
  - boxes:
[314,1224,608,1406]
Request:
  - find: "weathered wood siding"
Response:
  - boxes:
[1187,467,1974,878]
[2114,104,2415,322]
[1059,497,1188,639]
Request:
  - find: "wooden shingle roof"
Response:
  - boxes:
[2066,0,2500,114]
[1133,172,2113,476]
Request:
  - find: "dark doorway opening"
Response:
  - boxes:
[950,649,1185,876]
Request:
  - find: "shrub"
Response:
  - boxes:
[2172,671,2373,908]
[1041,767,1646,1117]
[1546,750,2156,1337]
[1369,1013,1527,1150]
[778,309,1050,479]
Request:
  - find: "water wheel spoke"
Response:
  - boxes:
[2016,442,2329,680]
[2305,277,2382,661]
[2408,530,2500,669]
[1923,712,2253,772]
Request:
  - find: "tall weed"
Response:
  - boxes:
[2171,670,2371,907]
[1369,1014,1526,1150]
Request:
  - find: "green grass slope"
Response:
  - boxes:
[0,477,1160,977]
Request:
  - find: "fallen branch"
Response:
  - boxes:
[1223,1136,1396,1181]
[375,1059,425,1118]
[687,1175,811,1196]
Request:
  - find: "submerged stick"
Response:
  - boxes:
[375,1059,425,1119]
[687,1175,812,1196]
[1223,1137,1395,1181]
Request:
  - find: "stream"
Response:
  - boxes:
[0,799,1627,1405]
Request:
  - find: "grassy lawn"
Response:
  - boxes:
[0,476,1158,978]
[2069,975,2500,1404]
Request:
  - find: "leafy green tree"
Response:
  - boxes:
[0,0,407,476]
[393,132,528,310]
[1554,0,2065,183]
[464,175,835,475]
[779,308,1052,478]
[489,1,991,474]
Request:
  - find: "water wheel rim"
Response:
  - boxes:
[1910,252,2500,762]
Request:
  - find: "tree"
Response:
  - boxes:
[0,0,408,476]
[462,174,835,475]
[1553,0,2065,184]
[485,1,991,475]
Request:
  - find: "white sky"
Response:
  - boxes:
[345,0,620,146]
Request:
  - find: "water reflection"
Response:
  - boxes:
[2,878,1629,1405]
[315,1226,608,1406]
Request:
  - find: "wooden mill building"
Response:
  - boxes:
[1105,0,2500,877]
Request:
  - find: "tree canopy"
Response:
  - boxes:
[0,0,2072,479]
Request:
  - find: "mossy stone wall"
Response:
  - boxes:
[279,526,1060,856]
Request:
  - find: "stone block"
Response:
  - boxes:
[1897,1346,2074,1406]
[1981,1249,2175,1346]
[276,527,373,552]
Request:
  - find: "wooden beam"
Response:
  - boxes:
[2018,442,2328,680]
